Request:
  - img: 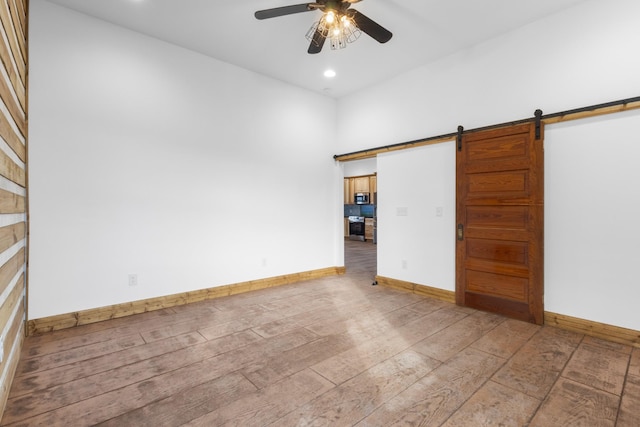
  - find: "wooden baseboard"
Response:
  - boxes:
[375,276,456,303]
[376,276,640,348]
[27,266,346,335]
[28,270,640,348]
[545,312,640,348]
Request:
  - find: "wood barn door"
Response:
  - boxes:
[456,122,544,324]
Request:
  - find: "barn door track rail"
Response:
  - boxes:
[334,95,640,161]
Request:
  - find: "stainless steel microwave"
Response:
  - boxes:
[355,193,370,204]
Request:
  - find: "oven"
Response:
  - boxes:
[348,216,365,241]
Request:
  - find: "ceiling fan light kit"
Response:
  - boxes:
[305,10,361,51]
[255,0,392,54]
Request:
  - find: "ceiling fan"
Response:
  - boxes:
[255,0,392,54]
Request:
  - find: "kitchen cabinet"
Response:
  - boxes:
[344,178,355,205]
[345,175,376,205]
[369,176,377,204]
[365,218,374,241]
[344,217,350,237]
[353,177,370,193]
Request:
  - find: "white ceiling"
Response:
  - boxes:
[45,0,590,98]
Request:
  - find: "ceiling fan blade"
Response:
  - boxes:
[255,3,315,20]
[308,27,326,54]
[349,9,392,43]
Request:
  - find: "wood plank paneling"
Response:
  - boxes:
[4,2,24,63]
[0,0,27,420]
[0,26,25,113]
[0,2,25,137]
[0,77,24,138]
[1,300,23,375]
[0,306,24,419]
[0,221,22,253]
[0,1,24,81]
[6,1,25,59]
[8,1,25,42]
[0,188,23,213]
[0,109,25,162]
[0,148,23,186]
[0,247,24,297]
[0,272,22,329]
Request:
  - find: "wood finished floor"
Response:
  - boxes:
[4,240,639,426]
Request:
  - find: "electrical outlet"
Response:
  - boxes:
[401,260,407,269]
[128,274,138,287]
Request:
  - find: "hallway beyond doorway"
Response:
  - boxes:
[344,239,376,281]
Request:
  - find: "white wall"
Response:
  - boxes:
[337,0,640,152]
[339,0,640,329]
[377,142,456,290]
[28,2,341,319]
[545,110,640,330]
[29,0,640,331]
[343,158,376,178]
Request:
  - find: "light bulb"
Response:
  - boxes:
[326,11,335,24]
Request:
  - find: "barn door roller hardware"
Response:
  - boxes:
[534,109,543,140]
[457,125,464,151]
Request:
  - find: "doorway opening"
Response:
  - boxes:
[344,238,377,278]
[342,159,377,281]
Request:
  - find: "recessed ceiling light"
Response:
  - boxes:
[324,69,336,78]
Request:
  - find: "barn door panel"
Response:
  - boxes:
[456,122,544,324]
